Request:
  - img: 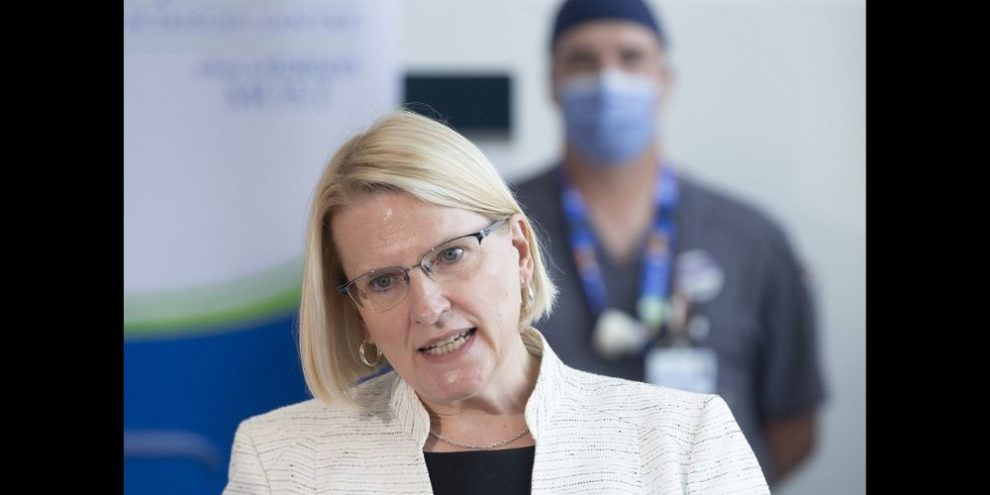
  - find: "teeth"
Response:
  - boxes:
[422,330,473,356]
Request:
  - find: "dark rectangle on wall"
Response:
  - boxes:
[403,74,511,138]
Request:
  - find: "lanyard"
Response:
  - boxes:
[559,163,679,332]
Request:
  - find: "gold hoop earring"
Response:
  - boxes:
[359,341,383,367]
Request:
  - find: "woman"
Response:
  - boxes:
[224,111,769,494]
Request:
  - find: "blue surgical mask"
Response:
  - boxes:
[559,70,660,165]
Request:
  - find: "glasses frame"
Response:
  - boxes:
[336,217,511,312]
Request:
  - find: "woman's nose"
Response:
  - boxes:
[406,269,450,327]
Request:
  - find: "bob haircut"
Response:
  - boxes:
[299,110,557,405]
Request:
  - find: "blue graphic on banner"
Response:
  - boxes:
[124,314,308,494]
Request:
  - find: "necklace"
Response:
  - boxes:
[428,427,530,450]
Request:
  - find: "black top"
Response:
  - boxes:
[424,446,535,495]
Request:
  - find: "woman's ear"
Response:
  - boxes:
[355,314,372,345]
[509,214,535,286]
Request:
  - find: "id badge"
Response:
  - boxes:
[645,346,718,394]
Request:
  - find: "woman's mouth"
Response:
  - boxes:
[418,328,476,356]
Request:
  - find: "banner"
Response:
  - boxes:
[124,1,399,492]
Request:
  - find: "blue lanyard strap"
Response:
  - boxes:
[559,164,679,331]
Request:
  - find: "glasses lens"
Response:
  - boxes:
[355,268,409,312]
[424,236,482,280]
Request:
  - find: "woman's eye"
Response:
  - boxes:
[439,247,464,263]
[369,274,394,291]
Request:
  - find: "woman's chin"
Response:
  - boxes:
[415,362,494,406]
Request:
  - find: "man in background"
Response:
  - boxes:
[512,0,827,484]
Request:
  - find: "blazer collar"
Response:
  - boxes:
[389,327,565,446]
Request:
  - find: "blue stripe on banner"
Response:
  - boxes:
[124,312,309,494]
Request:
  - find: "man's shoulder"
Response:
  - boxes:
[511,166,564,237]
[679,174,790,246]
[511,166,559,202]
[512,165,558,189]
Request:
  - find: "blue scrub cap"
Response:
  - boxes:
[550,0,667,51]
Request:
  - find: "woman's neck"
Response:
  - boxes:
[421,337,540,451]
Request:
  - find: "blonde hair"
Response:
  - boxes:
[299,110,557,405]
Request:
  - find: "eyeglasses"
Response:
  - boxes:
[337,217,510,313]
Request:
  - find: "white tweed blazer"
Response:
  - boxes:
[224,329,769,494]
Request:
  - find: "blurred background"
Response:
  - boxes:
[124,0,864,493]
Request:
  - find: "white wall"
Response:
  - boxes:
[403,1,864,493]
